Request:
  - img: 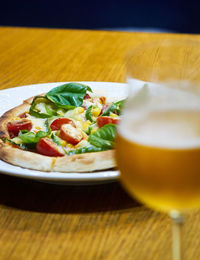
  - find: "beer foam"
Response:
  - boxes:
[119,109,200,149]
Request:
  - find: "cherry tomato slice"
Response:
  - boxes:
[36,137,64,157]
[60,124,83,145]
[7,119,32,138]
[97,116,120,128]
[50,118,76,130]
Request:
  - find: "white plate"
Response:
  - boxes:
[0,82,128,185]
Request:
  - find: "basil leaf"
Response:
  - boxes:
[46,83,92,110]
[18,130,49,144]
[115,100,125,113]
[18,131,36,143]
[2,137,35,150]
[2,138,20,146]
[29,96,58,118]
[51,133,62,146]
[101,99,125,116]
[88,124,117,149]
[45,119,52,134]
[84,123,96,135]
[35,131,49,140]
[68,145,104,155]
[86,105,94,122]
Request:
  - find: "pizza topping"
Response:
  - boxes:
[86,106,101,123]
[11,137,23,145]
[68,145,103,155]
[68,124,117,155]
[109,113,119,118]
[2,137,22,148]
[97,116,120,128]
[26,117,48,133]
[36,137,65,157]
[82,99,94,110]
[91,107,101,117]
[50,118,76,130]
[72,107,86,122]
[75,139,89,148]
[30,96,58,118]
[81,120,92,131]
[18,112,27,118]
[99,96,106,104]
[85,105,94,122]
[100,104,109,115]
[60,124,83,145]
[82,105,87,110]
[18,129,49,145]
[45,83,92,110]
[88,124,117,149]
[56,109,66,116]
[101,100,125,116]
[51,133,63,146]
[75,107,85,114]
[84,93,91,99]
[7,119,33,138]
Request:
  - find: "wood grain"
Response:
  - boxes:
[0,27,200,260]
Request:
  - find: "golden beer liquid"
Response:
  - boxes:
[116,110,200,212]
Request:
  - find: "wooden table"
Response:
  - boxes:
[0,27,200,260]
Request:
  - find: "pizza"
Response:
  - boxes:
[0,83,124,172]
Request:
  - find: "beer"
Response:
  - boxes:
[116,109,200,212]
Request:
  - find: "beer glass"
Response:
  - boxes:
[116,40,200,260]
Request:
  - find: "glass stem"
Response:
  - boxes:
[170,211,184,260]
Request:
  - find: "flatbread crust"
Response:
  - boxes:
[0,95,116,172]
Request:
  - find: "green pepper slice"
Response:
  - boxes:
[29,96,58,118]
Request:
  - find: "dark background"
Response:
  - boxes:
[0,0,200,33]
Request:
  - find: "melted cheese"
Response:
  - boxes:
[27,116,46,131]
[11,137,23,144]
[64,108,86,124]
[35,102,47,113]
[75,139,90,148]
